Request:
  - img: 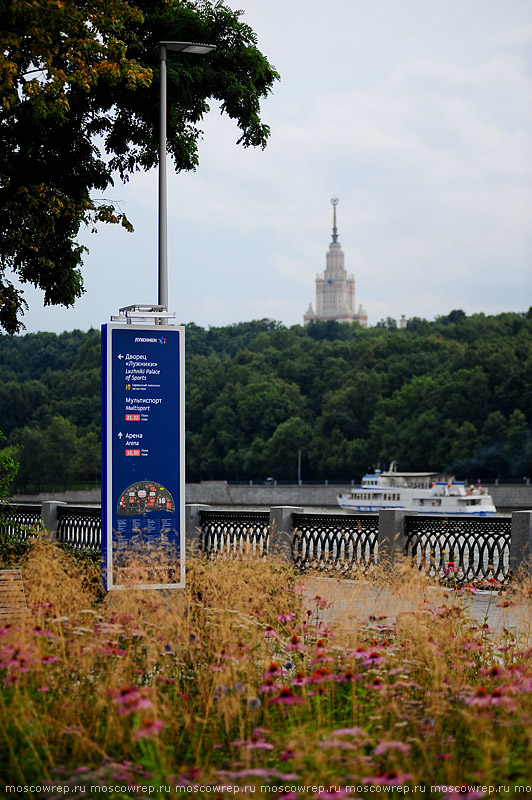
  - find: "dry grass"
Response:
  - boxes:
[2,543,532,796]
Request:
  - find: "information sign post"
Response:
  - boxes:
[101,323,185,590]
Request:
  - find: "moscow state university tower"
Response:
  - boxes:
[304,198,367,327]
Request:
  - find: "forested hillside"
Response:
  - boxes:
[1,310,531,492]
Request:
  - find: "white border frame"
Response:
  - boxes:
[104,323,185,590]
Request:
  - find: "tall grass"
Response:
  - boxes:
[2,541,532,797]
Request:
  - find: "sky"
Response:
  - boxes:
[16,0,532,334]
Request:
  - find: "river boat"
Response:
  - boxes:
[337,463,497,515]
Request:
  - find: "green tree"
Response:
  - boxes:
[0,0,278,333]
[73,431,100,485]
[264,417,311,481]
[12,427,48,491]
[504,409,529,476]
[42,416,79,488]
[447,420,480,475]
[236,377,304,441]
[0,432,18,497]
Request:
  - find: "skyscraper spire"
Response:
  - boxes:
[331,196,339,243]
[303,197,367,328]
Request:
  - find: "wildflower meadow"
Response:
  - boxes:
[2,540,532,798]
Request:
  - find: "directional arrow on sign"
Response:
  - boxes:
[118,432,123,439]
[118,354,124,360]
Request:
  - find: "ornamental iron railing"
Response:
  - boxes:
[404,515,511,587]
[0,502,525,587]
[57,506,101,550]
[200,510,270,559]
[0,505,43,539]
[292,513,379,575]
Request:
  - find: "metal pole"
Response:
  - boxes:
[158,44,168,325]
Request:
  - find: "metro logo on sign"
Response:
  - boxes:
[101,324,185,591]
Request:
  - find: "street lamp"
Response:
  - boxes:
[158,41,216,324]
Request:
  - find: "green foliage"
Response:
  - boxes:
[1,311,532,489]
[183,311,532,482]
[0,433,18,497]
[0,329,101,492]
[0,1,278,333]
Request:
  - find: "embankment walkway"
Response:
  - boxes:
[302,575,532,637]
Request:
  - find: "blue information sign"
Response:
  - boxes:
[101,324,185,590]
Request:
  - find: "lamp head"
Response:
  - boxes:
[158,41,216,55]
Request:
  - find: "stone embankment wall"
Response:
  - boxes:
[10,489,102,505]
[186,481,532,511]
[9,481,532,510]
[186,481,344,507]
[489,483,532,510]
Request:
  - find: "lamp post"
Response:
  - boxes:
[158,41,215,324]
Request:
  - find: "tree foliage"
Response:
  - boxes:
[0,0,278,333]
[1,311,532,490]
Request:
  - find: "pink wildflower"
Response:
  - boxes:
[307,666,335,683]
[33,626,53,637]
[135,719,165,739]
[318,739,357,750]
[481,577,501,589]
[286,633,305,652]
[348,646,371,659]
[309,654,335,665]
[444,561,458,575]
[40,654,60,665]
[247,740,274,750]
[271,688,305,705]
[462,641,483,651]
[259,677,281,693]
[291,672,308,686]
[102,646,125,656]
[364,651,386,666]
[336,669,362,683]
[278,612,296,623]
[0,644,35,672]
[110,686,154,715]
[466,686,513,708]
[374,740,411,756]
[263,661,283,677]
[331,727,366,736]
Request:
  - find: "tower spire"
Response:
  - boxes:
[331,196,339,243]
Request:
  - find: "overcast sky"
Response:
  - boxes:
[18,0,532,334]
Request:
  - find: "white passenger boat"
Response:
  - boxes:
[337,463,497,515]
